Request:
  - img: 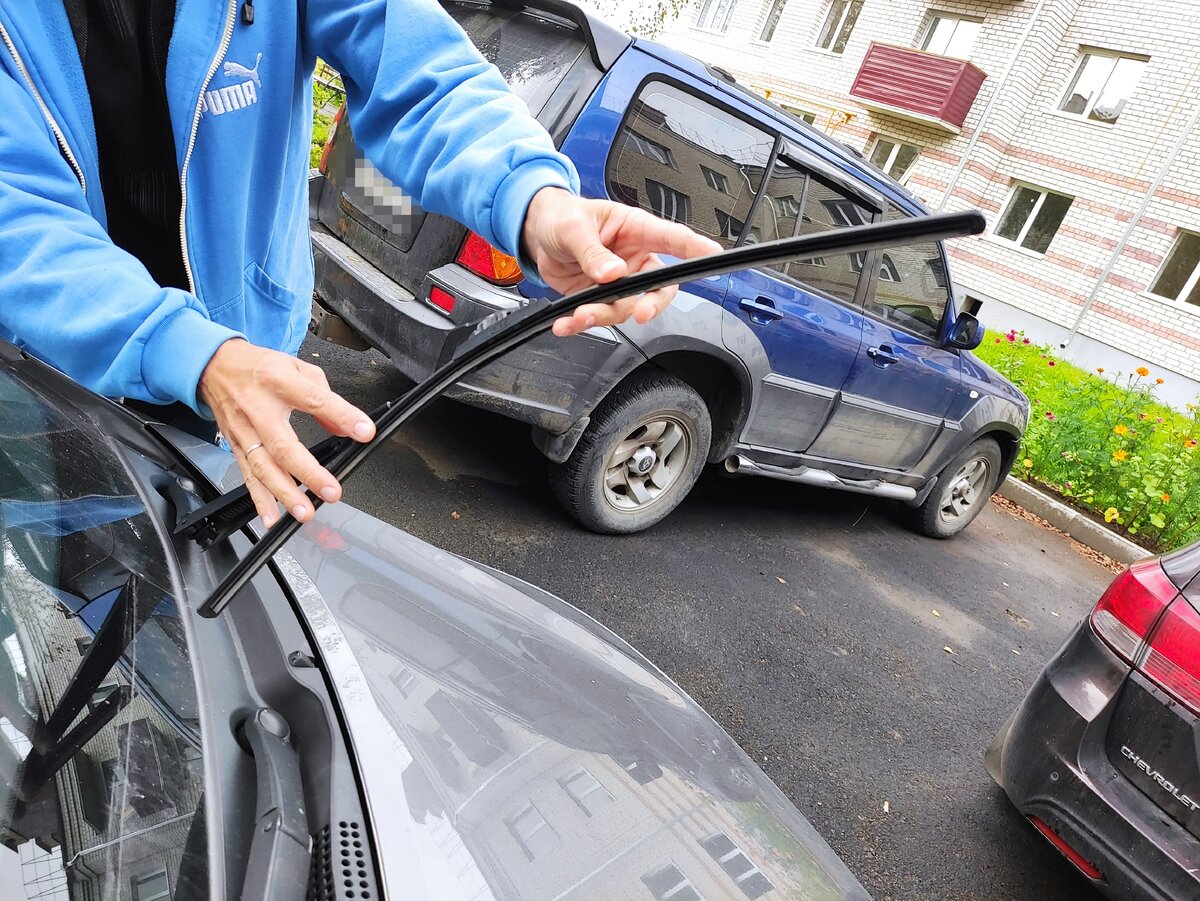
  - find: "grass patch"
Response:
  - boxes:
[976,329,1200,551]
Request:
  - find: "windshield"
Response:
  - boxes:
[0,373,207,899]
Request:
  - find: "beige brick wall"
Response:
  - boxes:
[659,0,1200,395]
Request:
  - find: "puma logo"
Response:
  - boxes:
[223,52,262,86]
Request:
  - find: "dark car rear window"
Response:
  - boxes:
[0,372,207,899]
[447,2,588,115]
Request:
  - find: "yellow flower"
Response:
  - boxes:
[1113,449,1129,461]
[1104,507,1120,522]
[1113,424,1130,436]
[1136,366,1151,377]
[1022,458,1034,469]
[1162,493,1172,503]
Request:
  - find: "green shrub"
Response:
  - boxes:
[310,64,344,169]
[976,330,1200,551]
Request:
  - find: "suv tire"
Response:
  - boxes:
[911,436,1002,539]
[550,371,711,534]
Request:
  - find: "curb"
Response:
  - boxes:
[997,477,1149,565]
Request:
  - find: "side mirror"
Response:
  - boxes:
[946,312,983,350]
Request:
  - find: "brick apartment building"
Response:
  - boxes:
[659,0,1200,408]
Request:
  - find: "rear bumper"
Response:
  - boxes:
[987,620,1200,901]
[310,224,639,450]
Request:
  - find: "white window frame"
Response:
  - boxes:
[994,183,1071,253]
[132,871,171,901]
[642,863,706,901]
[627,131,674,166]
[757,0,788,42]
[561,768,614,815]
[701,165,729,193]
[507,801,557,860]
[919,13,982,59]
[868,137,920,182]
[696,0,739,33]
[1057,49,1147,123]
[646,180,691,224]
[1149,231,1200,307]
[814,0,863,54]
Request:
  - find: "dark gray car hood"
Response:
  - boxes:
[178,434,869,900]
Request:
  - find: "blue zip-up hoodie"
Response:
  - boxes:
[0,0,579,413]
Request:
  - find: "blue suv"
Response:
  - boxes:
[308,0,1028,535]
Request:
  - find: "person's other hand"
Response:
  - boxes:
[520,187,722,337]
[198,339,376,528]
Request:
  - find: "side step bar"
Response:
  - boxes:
[725,455,918,501]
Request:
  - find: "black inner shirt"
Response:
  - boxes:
[65,0,189,290]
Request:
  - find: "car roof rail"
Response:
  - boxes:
[485,0,632,70]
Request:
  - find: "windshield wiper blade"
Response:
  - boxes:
[196,210,985,617]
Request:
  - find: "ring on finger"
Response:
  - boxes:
[245,442,265,455]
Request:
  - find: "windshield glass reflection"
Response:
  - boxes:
[0,374,207,900]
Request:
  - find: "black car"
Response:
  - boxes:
[987,544,1200,900]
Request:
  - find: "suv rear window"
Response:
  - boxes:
[447,2,588,115]
[607,80,774,248]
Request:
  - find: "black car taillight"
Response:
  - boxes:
[456,231,523,286]
[1090,558,1200,714]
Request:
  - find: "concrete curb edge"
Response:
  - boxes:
[996,477,1150,566]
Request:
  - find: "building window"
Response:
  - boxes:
[646,180,692,224]
[642,863,704,901]
[561,768,614,815]
[815,0,863,54]
[696,0,738,33]
[758,0,788,41]
[701,166,729,193]
[627,131,675,167]
[506,801,558,860]
[782,104,818,125]
[920,14,981,59]
[715,209,748,242]
[132,871,171,901]
[1150,232,1200,308]
[608,80,772,247]
[1059,51,1147,123]
[994,185,1073,254]
[700,833,775,899]
[868,138,920,181]
[390,666,416,698]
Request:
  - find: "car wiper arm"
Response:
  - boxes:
[196,210,986,617]
[236,708,312,901]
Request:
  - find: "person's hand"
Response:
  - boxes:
[520,187,722,337]
[198,339,376,528]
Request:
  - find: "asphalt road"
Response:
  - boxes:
[303,335,1112,901]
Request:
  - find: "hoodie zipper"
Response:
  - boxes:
[179,0,238,296]
[0,21,86,194]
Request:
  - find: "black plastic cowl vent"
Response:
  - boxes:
[307,822,378,901]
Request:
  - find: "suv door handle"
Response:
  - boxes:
[867,345,899,366]
[739,296,784,324]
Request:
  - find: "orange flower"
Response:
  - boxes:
[1113,424,1130,436]
[1112,449,1129,461]
[1187,439,1199,449]
[1162,493,1172,503]
[1136,366,1151,377]
[1156,378,1165,385]
[1096,367,1105,374]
